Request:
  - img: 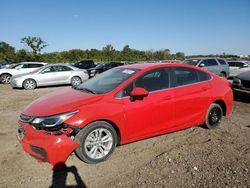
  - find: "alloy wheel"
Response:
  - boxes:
[84,128,113,160]
[24,80,36,90]
[1,74,11,84]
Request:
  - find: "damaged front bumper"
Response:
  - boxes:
[17,122,79,166]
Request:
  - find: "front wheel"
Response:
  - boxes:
[23,79,36,90]
[71,76,82,87]
[204,103,223,129]
[74,121,117,164]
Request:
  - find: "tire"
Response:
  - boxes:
[204,103,223,129]
[74,121,118,164]
[219,72,227,79]
[0,73,12,84]
[71,76,82,87]
[23,79,37,90]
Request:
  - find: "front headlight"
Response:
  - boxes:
[31,110,79,128]
[233,77,241,85]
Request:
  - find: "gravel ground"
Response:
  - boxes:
[0,84,249,188]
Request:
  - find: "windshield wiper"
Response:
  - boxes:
[75,87,96,94]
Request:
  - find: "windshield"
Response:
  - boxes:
[31,66,46,73]
[11,64,23,69]
[76,68,140,94]
[183,59,201,66]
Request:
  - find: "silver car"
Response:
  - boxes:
[183,58,229,78]
[10,64,89,89]
[228,61,250,77]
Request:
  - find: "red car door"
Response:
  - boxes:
[172,67,212,127]
[119,68,175,141]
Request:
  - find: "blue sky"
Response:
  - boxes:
[0,0,249,55]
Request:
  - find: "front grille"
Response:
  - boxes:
[241,80,250,89]
[19,114,33,123]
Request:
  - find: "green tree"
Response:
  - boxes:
[0,41,16,63]
[175,52,185,60]
[102,44,115,61]
[21,36,48,56]
[15,49,33,62]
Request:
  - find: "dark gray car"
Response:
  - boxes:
[233,70,250,97]
[183,58,229,78]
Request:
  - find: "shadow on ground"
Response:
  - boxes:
[50,163,86,188]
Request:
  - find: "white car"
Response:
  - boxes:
[228,61,250,77]
[0,62,47,84]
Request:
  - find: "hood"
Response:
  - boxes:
[22,87,104,116]
[238,71,250,81]
[12,72,35,79]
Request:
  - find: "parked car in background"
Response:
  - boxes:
[10,64,89,90]
[88,62,124,78]
[183,58,229,78]
[228,60,250,78]
[233,70,250,97]
[17,63,233,166]
[71,60,96,70]
[0,62,46,84]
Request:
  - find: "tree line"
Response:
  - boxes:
[0,36,243,64]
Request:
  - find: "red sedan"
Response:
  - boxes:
[17,63,233,167]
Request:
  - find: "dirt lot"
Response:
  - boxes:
[0,84,249,188]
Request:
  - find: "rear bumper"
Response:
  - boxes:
[17,122,79,166]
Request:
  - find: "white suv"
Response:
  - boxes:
[0,62,47,84]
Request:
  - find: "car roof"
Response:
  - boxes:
[120,62,204,71]
[19,62,47,65]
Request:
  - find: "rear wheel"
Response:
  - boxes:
[219,72,227,79]
[71,76,82,87]
[23,79,36,90]
[75,121,117,164]
[204,103,223,129]
[0,74,12,84]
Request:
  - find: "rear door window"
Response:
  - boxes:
[55,66,72,72]
[173,67,199,86]
[228,62,236,67]
[28,64,44,68]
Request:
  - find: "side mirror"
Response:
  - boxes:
[130,87,149,101]
[199,63,205,67]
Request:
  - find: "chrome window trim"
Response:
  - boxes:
[115,72,213,99]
